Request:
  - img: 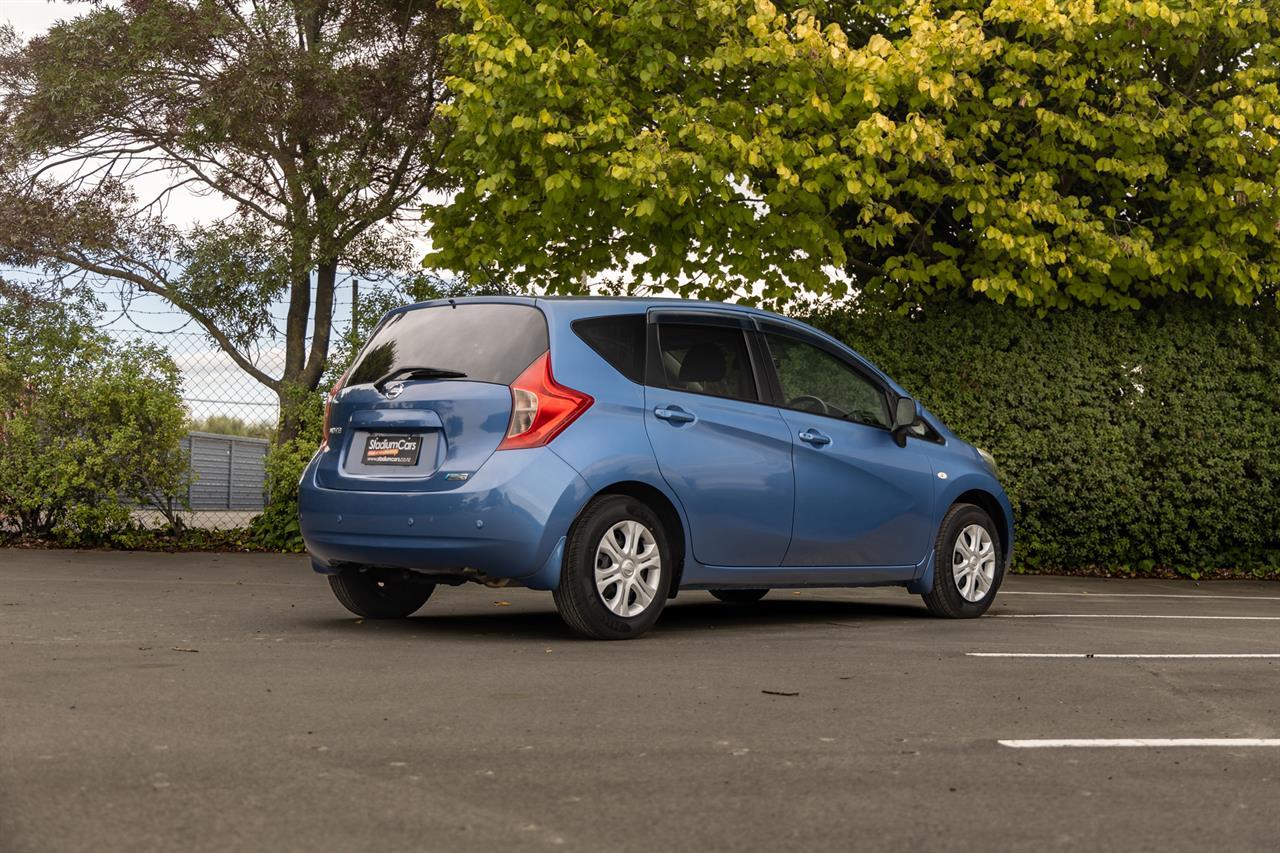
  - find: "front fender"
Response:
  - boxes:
[909,471,1014,593]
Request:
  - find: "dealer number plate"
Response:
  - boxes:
[361,434,424,466]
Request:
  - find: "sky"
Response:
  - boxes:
[3,0,95,37]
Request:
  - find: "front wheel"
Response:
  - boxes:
[920,504,1004,618]
[328,568,434,619]
[553,495,672,640]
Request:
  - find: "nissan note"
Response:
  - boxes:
[299,297,1013,639]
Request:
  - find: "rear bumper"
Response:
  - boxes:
[299,447,590,590]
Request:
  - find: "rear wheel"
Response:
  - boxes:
[553,495,672,640]
[710,589,768,604]
[328,568,434,619]
[920,503,1003,618]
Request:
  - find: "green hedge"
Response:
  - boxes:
[810,299,1280,577]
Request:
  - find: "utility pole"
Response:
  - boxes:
[351,277,359,343]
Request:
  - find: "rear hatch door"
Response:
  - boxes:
[315,302,548,493]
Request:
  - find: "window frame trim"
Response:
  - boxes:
[644,310,770,407]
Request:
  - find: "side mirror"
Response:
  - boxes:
[891,396,917,447]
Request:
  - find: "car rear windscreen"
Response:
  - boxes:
[346,303,549,387]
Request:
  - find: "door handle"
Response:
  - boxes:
[798,429,831,446]
[654,406,696,424]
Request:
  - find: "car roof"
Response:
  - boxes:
[392,293,795,324]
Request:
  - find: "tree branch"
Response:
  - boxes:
[49,249,281,391]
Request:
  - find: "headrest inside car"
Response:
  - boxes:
[678,343,727,383]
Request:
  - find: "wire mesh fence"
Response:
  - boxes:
[101,290,360,531]
[107,325,281,530]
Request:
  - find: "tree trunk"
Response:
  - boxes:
[275,382,309,446]
[275,257,339,446]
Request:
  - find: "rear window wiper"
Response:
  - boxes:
[372,366,468,392]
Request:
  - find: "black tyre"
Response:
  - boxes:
[710,589,768,604]
[553,494,673,640]
[328,568,435,619]
[920,503,1004,618]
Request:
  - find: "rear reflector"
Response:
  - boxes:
[497,352,592,450]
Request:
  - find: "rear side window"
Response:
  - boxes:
[347,304,548,387]
[573,315,646,383]
[656,323,758,402]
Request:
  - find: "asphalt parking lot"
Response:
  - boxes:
[2,551,1277,853]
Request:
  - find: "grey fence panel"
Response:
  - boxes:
[184,432,269,511]
[230,451,267,508]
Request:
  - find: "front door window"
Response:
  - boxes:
[765,332,890,428]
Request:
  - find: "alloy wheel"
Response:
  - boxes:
[594,520,662,617]
[952,523,996,602]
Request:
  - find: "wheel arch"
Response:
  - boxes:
[591,480,688,598]
[952,488,1010,569]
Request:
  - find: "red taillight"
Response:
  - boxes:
[497,352,592,450]
[320,371,349,450]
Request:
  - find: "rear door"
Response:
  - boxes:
[316,302,547,492]
[759,323,935,568]
[643,311,794,567]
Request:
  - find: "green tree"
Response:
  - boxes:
[0,296,189,539]
[0,1,456,441]
[428,0,1280,309]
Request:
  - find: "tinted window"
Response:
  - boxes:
[657,323,758,402]
[765,332,890,428]
[347,304,548,387]
[573,315,645,383]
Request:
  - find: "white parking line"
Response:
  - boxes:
[968,653,1280,659]
[999,739,1280,748]
[993,614,1280,621]
[1002,591,1280,601]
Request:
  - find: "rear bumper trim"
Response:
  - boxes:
[299,446,589,588]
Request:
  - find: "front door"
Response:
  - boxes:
[643,315,794,567]
[761,327,935,568]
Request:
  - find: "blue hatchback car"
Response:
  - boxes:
[299,296,1013,639]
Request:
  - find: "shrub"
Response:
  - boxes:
[810,298,1280,576]
[247,383,323,552]
[0,299,189,541]
[188,414,275,440]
